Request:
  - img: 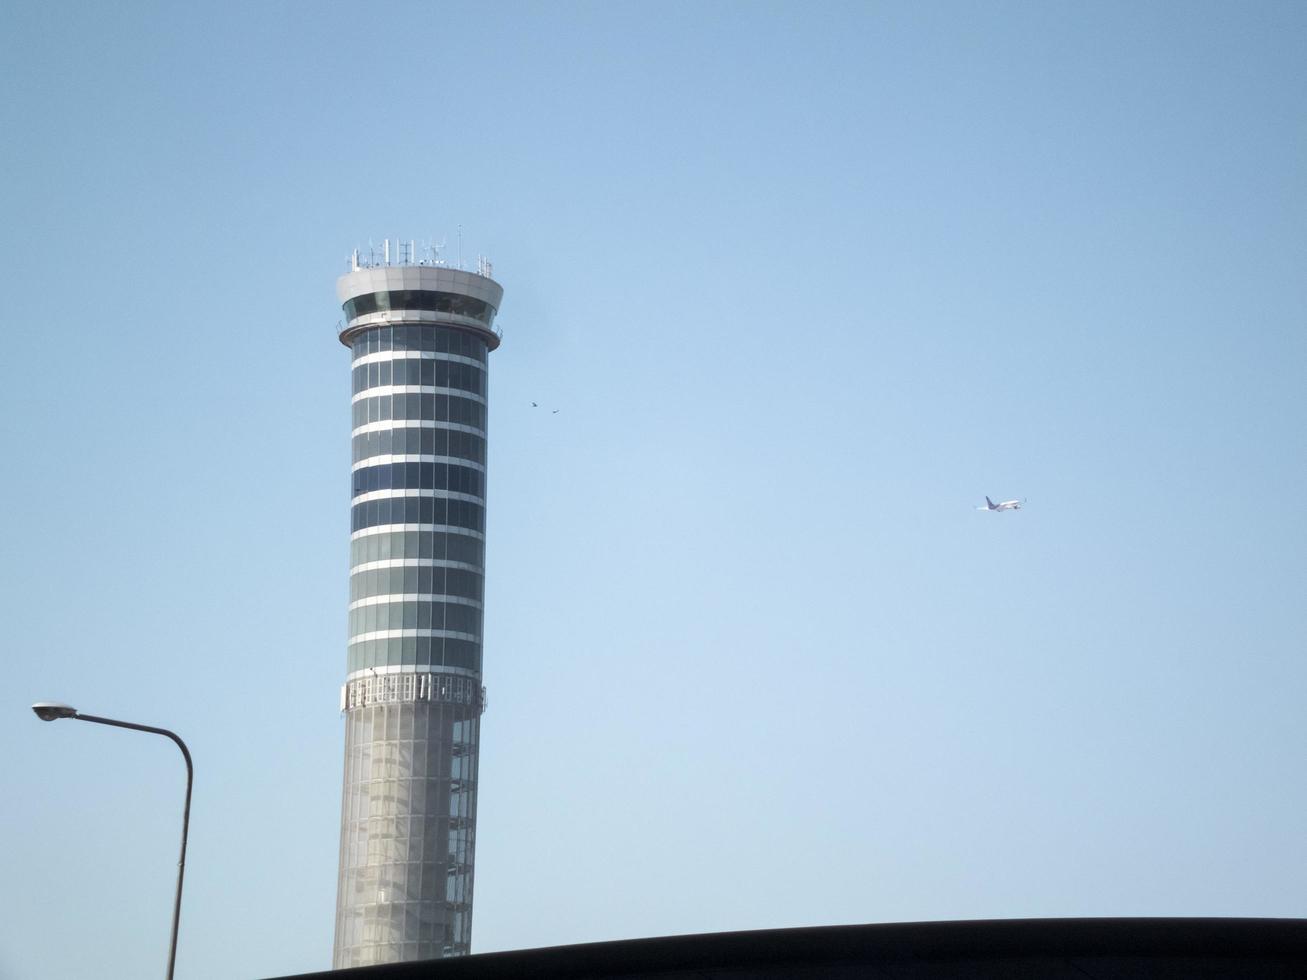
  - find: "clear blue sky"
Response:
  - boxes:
[2,2,1304,977]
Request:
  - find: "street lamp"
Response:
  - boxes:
[32,702,194,980]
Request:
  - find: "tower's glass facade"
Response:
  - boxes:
[333,261,501,968]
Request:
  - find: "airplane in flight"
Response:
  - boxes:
[980,495,1024,512]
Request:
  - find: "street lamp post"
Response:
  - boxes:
[32,702,193,980]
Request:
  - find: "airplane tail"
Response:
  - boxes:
[985,496,996,509]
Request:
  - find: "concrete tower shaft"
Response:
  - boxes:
[333,255,502,967]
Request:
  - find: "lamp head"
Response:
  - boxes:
[31,702,78,722]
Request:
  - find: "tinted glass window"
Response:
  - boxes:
[352,395,486,430]
[351,462,484,498]
[352,326,487,363]
[343,290,496,328]
[349,529,484,568]
[346,635,482,672]
[349,565,483,602]
[352,497,485,532]
[347,600,482,640]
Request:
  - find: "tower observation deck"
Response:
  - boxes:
[332,242,502,967]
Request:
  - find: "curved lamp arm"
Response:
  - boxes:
[33,704,193,980]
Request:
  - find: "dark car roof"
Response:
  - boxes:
[269,917,1307,980]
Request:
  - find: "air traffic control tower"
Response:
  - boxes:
[333,241,501,967]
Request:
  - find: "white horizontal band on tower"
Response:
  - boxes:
[351,558,483,574]
[343,308,494,332]
[348,628,480,645]
[351,488,484,505]
[352,420,486,438]
[352,385,487,406]
[352,454,486,473]
[348,594,482,612]
[350,524,485,542]
[352,350,487,369]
